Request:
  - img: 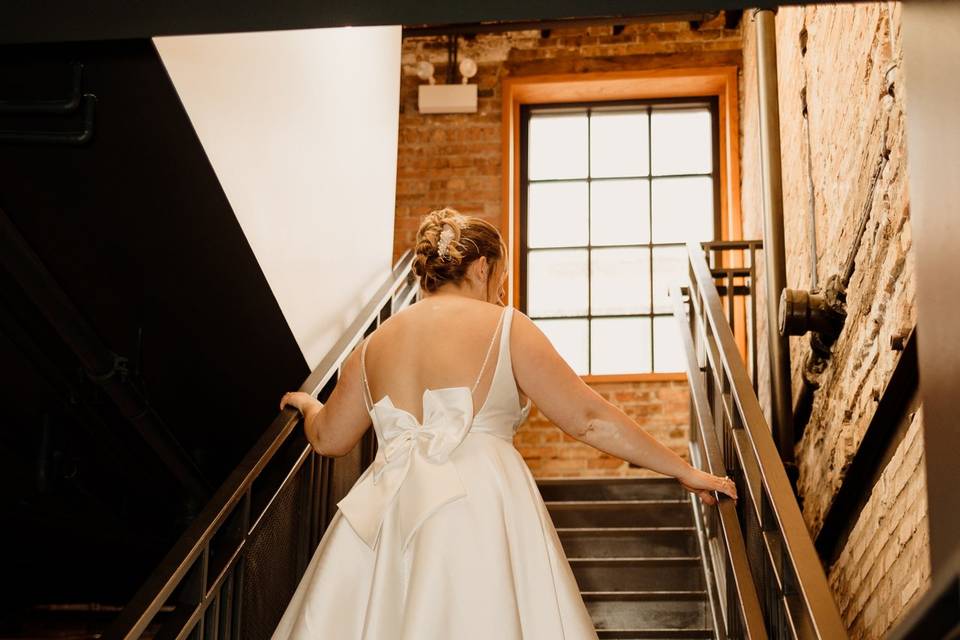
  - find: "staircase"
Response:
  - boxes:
[103,243,852,640]
[539,477,714,639]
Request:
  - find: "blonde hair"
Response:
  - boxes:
[412,207,507,295]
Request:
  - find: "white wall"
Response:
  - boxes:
[154,26,401,368]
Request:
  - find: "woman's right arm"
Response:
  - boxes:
[511,309,737,505]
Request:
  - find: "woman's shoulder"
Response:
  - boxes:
[375,298,508,338]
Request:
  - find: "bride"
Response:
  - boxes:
[276,207,737,639]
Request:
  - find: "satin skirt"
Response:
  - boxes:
[271,432,598,639]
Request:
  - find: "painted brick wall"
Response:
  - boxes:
[395,18,740,477]
[740,4,929,637]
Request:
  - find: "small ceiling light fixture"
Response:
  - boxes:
[458,58,477,84]
[416,60,436,85]
[417,35,478,114]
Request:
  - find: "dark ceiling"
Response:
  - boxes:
[3,0,850,45]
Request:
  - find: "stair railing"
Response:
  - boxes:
[671,240,848,640]
[104,250,419,640]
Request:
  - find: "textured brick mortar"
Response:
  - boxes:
[741,3,929,637]
[827,407,929,640]
[395,20,738,478]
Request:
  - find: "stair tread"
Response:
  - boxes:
[570,556,702,563]
[595,629,713,639]
[581,590,709,600]
[547,499,690,505]
[557,526,697,533]
[537,477,678,485]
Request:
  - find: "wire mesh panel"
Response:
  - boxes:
[239,465,311,640]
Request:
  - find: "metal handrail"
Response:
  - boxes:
[701,239,763,394]
[104,250,419,640]
[671,283,767,639]
[675,241,847,639]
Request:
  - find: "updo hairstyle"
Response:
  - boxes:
[412,207,507,296]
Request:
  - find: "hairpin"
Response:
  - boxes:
[437,223,456,259]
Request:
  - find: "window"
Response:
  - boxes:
[519,99,720,376]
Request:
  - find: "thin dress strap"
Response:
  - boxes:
[471,306,508,394]
[359,336,374,412]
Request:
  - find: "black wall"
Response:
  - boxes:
[0,39,309,616]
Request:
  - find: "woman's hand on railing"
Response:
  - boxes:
[280,391,326,450]
[280,391,320,415]
[677,466,738,506]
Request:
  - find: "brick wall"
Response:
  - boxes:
[395,18,740,477]
[828,407,929,639]
[517,380,690,478]
[394,18,743,263]
[740,3,929,637]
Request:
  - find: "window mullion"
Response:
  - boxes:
[648,105,656,373]
[587,108,592,376]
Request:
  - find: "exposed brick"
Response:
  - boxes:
[741,3,927,636]
[511,380,690,478]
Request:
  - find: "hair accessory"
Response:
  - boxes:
[437,223,456,259]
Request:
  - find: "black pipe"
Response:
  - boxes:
[402,12,720,37]
[0,92,96,145]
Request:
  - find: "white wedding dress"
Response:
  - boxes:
[271,304,599,639]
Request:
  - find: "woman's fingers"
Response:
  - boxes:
[716,476,738,501]
[679,475,737,505]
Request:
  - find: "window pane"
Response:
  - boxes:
[651,107,713,176]
[652,245,688,313]
[590,110,649,178]
[590,247,650,315]
[535,318,588,375]
[591,317,651,374]
[654,316,686,372]
[651,176,714,244]
[528,249,588,317]
[590,179,650,246]
[528,182,588,248]
[529,112,588,180]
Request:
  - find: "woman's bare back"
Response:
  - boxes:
[362,296,529,424]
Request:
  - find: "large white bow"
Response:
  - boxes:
[336,387,474,550]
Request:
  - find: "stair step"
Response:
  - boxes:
[547,500,693,528]
[557,527,699,558]
[538,477,687,502]
[571,557,704,591]
[595,628,714,639]
[583,590,709,632]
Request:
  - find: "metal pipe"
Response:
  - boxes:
[753,8,795,470]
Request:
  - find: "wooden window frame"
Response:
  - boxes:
[501,67,744,384]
